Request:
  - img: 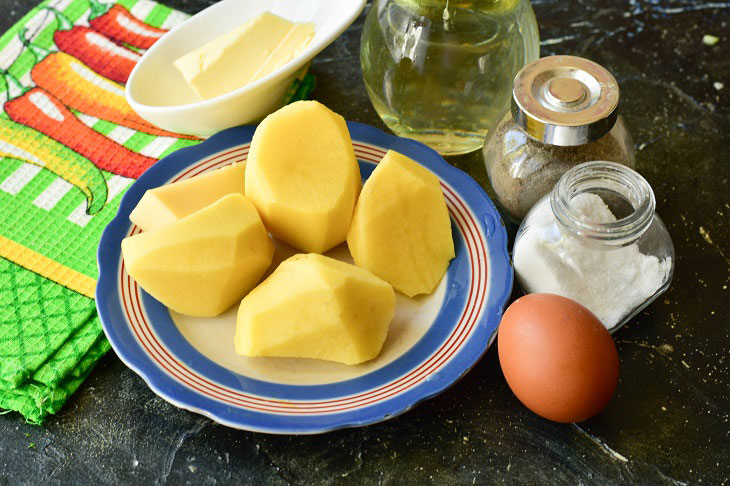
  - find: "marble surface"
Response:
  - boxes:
[1,0,728,484]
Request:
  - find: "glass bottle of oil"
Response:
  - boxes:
[360,0,539,155]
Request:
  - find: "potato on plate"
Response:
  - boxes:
[235,253,396,365]
[122,193,273,317]
[245,100,361,253]
[348,150,454,297]
[130,162,246,232]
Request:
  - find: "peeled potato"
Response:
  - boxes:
[235,253,396,365]
[347,150,454,297]
[244,100,361,253]
[130,162,245,232]
[122,193,273,317]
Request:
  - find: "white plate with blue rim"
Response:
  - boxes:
[96,122,513,434]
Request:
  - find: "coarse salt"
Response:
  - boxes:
[514,193,672,329]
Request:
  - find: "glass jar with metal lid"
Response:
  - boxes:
[483,55,635,221]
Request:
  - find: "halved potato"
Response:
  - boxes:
[347,150,454,297]
[235,253,395,365]
[130,162,245,232]
[122,193,273,317]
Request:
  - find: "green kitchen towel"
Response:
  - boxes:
[0,258,97,389]
[0,0,197,424]
[1,330,110,424]
[0,0,315,424]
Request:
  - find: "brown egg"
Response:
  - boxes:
[498,293,619,423]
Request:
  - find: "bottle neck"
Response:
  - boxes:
[550,161,655,246]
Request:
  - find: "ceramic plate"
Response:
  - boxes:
[96,122,513,434]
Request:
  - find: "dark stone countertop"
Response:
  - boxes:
[1,0,728,484]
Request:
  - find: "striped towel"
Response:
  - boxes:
[0,0,314,424]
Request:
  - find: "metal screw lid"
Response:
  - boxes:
[511,55,620,146]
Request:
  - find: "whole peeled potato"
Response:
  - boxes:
[498,293,619,423]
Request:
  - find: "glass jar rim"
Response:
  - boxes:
[550,161,656,244]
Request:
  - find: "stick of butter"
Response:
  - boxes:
[174,12,315,100]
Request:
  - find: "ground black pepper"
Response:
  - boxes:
[484,113,635,221]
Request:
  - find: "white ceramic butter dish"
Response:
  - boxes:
[125,0,366,137]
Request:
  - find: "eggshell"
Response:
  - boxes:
[498,293,619,423]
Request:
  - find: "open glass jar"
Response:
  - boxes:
[360,0,539,155]
[512,161,674,332]
[484,55,635,221]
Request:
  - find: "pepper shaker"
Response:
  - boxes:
[483,55,636,221]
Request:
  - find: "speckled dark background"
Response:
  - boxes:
[1,0,728,484]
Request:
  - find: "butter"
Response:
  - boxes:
[174,12,315,100]
[129,162,246,232]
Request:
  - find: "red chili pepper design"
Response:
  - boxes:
[31,51,197,140]
[54,26,140,84]
[19,28,197,140]
[89,4,167,50]
[5,87,158,178]
[46,7,140,85]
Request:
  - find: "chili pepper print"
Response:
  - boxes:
[89,3,167,50]
[0,119,108,215]
[6,88,157,179]
[46,7,140,84]
[18,29,197,140]
[31,51,197,139]
[54,26,140,84]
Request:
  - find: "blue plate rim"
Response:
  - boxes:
[96,121,513,434]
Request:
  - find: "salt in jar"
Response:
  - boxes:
[512,161,674,332]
